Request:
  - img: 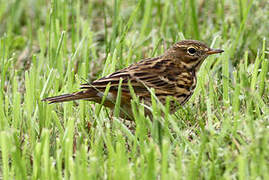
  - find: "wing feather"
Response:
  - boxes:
[81,57,182,104]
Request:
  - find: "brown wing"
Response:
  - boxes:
[43,56,194,114]
[81,56,193,105]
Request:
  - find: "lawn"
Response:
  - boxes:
[0,0,268,179]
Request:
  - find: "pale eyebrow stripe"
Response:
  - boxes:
[176,45,188,48]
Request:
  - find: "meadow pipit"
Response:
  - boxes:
[43,40,224,119]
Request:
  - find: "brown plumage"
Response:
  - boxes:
[43,40,224,119]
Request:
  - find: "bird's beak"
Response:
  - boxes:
[206,48,224,55]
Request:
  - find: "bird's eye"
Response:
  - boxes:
[187,47,196,55]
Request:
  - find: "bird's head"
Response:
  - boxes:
[165,40,224,71]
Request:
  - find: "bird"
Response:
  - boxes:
[42,40,224,119]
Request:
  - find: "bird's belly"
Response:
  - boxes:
[180,78,197,106]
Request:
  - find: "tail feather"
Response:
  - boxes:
[42,90,95,104]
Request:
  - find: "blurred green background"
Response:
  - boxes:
[0,0,268,179]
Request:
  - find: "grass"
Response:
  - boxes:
[0,0,268,179]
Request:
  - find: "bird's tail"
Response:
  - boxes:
[42,90,95,104]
